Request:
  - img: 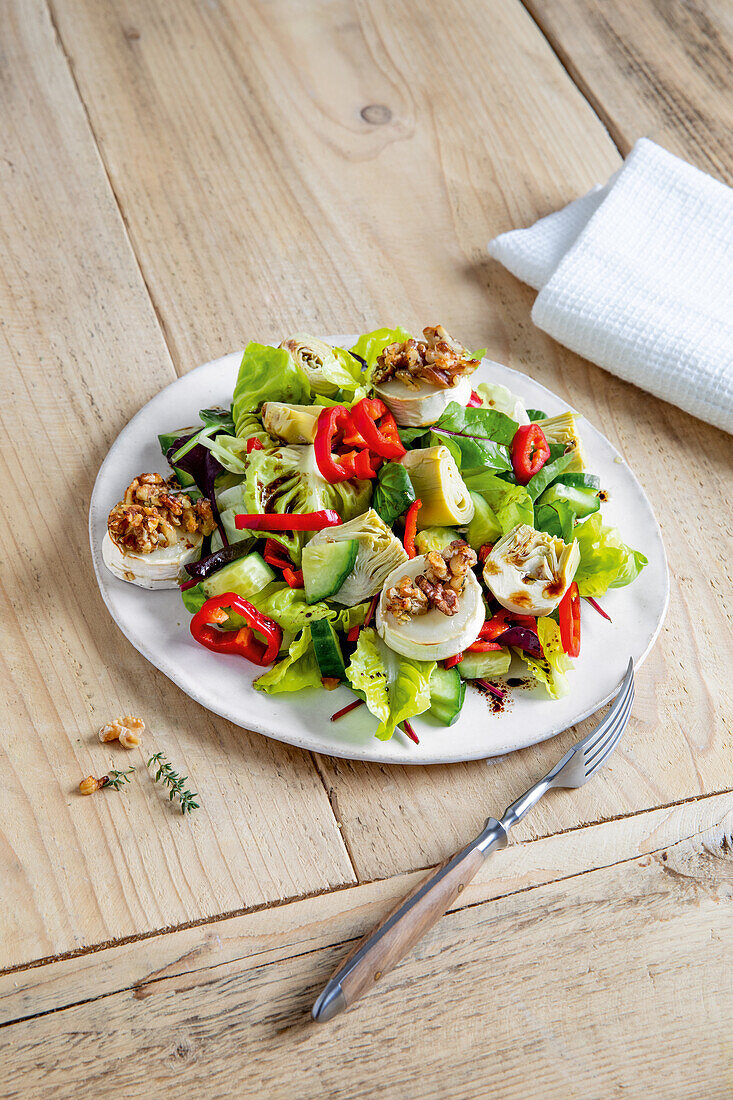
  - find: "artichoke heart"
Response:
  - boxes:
[261,402,325,444]
[280,333,361,398]
[483,523,580,616]
[400,446,475,528]
[540,412,587,472]
[306,508,408,606]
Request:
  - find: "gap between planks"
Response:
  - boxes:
[2,783,731,1029]
[519,0,628,155]
[45,0,182,373]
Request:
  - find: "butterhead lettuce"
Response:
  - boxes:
[232,342,311,437]
[573,513,647,597]
[254,627,322,694]
[516,616,572,699]
[345,628,434,740]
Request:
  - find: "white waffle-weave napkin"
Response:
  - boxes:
[488,138,733,434]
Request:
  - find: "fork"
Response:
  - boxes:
[312,657,635,1022]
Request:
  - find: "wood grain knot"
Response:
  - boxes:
[374,971,382,981]
[361,105,392,125]
[124,27,141,41]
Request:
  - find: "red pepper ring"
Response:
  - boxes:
[314,406,366,483]
[190,594,282,666]
[349,398,406,461]
[468,390,483,408]
[511,423,551,486]
[559,580,581,657]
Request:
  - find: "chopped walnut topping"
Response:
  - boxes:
[386,540,477,622]
[373,325,479,390]
[98,715,145,749]
[384,574,430,622]
[79,774,107,795]
[107,473,215,554]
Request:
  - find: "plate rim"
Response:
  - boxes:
[89,344,670,765]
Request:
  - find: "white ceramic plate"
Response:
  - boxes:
[89,340,669,764]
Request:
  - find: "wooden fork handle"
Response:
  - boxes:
[312,818,508,1021]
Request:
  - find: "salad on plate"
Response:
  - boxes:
[102,326,647,746]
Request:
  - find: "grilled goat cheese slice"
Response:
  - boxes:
[376,555,485,661]
[102,530,202,590]
[375,374,473,428]
[483,524,579,616]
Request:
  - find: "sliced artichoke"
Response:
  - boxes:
[483,523,580,616]
[540,412,587,471]
[306,508,408,606]
[400,446,475,528]
[260,402,325,444]
[280,334,362,399]
[376,555,485,661]
[375,374,473,428]
[475,378,530,425]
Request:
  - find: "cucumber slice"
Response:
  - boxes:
[202,551,275,600]
[310,619,346,680]
[539,481,600,519]
[428,666,465,726]
[302,539,359,605]
[457,647,511,680]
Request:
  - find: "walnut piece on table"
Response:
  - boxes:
[107,473,215,554]
[98,715,145,749]
[373,325,479,390]
[79,775,107,795]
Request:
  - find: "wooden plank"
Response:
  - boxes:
[47,0,733,880]
[2,789,731,1026]
[525,0,733,181]
[0,0,354,972]
[2,793,731,1098]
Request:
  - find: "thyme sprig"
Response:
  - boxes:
[146,752,200,814]
[104,766,136,790]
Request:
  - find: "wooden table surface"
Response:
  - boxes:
[2,1,732,1096]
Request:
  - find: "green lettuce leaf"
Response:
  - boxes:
[573,513,648,597]
[232,343,311,436]
[250,583,368,634]
[525,450,576,501]
[350,327,413,368]
[466,491,502,549]
[253,627,322,694]
[345,628,434,741]
[429,402,514,470]
[372,462,416,525]
[463,471,534,534]
[534,498,575,542]
[516,616,572,699]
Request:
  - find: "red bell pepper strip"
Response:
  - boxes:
[468,390,482,408]
[477,542,493,564]
[346,625,361,644]
[467,639,503,652]
[263,539,292,570]
[444,652,463,669]
[352,447,382,479]
[559,581,581,657]
[403,498,422,559]
[282,567,304,589]
[246,437,263,453]
[511,423,551,485]
[314,406,368,482]
[190,593,281,666]
[235,510,342,532]
[349,398,406,460]
[480,609,536,639]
